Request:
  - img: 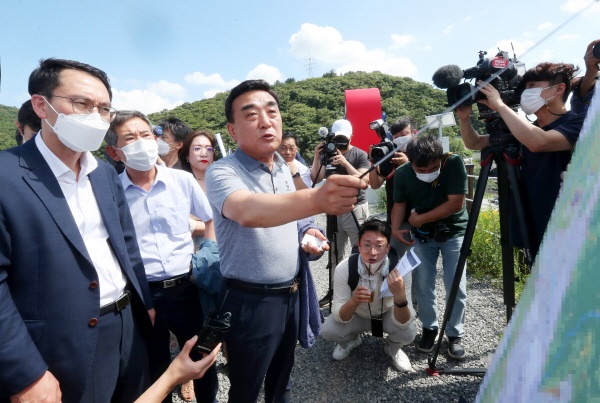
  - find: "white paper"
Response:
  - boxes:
[379,247,421,298]
[301,233,325,251]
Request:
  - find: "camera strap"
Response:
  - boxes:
[431,152,453,188]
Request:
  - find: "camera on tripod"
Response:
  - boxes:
[318,125,350,176]
[368,119,395,177]
[412,222,450,243]
[433,49,526,119]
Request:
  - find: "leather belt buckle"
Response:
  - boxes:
[163,278,178,288]
[116,292,130,311]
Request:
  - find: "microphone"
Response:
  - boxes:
[318,127,329,137]
[432,65,464,89]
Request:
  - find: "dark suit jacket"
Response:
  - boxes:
[0,139,153,400]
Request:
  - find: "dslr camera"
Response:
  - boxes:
[368,119,395,177]
[318,127,350,176]
[412,222,450,243]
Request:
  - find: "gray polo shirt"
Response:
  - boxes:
[206,148,299,284]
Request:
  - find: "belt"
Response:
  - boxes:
[100,291,131,316]
[227,278,300,295]
[148,274,188,289]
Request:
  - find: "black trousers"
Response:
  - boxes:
[80,303,150,402]
[220,282,300,403]
[148,280,218,403]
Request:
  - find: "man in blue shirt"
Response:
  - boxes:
[105,110,217,403]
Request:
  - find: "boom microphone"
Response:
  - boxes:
[318,127,329,137]
[432,65,464,89]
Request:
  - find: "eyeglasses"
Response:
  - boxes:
[279,146,297,152]
[358,243,388,252]
[192,146,215,154]
[50,95,117,121]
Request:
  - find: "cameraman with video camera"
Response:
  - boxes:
[456,62,585,258]
[312,119,370,305]
[369,117,417,244]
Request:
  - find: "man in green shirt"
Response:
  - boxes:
[390,135,468,359]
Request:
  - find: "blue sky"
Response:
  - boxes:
[1,0,598,114]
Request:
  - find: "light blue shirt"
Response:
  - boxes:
[120,165,212,281]
[206,149,299,283]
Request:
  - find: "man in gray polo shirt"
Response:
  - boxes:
[206,79,366,402]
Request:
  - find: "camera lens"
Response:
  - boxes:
[593,42,600,59]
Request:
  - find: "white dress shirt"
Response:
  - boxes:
[35,134,127,306]
[120,165,212,281]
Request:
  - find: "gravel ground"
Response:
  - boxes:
[171,214,507,403]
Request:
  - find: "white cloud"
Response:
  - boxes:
[442,24,455,35]
[146,80,187,99]
[537,22,555,31]
[112,88,184,115]
[245,64,284,84]
[184,72,237,88]
[391,34,416,48]
[288,23,418,78]
[558,33,579,40]
[184,71,239,101]
[560,0,594,13]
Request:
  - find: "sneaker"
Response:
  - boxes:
[417,327,438,353]
[319,290,333,308]
[447,336,465,359]
[384,344,412,372]
[332,336,362,361]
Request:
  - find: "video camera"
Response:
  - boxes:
[433,50,526,118]
[368,119,395,177]
[318,126,350,176]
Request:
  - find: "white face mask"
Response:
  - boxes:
[365,258,386,273]
[118,138,158,171]
[44,98,109,152]
[156,137,172,156]
[520,85,557,115]
[414,167,440,183]
[393,135,412,152]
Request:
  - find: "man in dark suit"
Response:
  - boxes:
[0,59,154,402]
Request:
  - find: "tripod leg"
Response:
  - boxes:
[496,161,515,322]
[428,161,492,371]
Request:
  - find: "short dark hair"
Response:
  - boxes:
[406,135,443,168]
[155,117,192,142]
[390,117,417,136]
[358,218,391,244]
[28,58,112,100]
[18,100,41,131]
[225,79,280,123]
[521,62,580,103]
[15,100,41,145]
[179,130,218,173]
[105,110,153,147]
[282,132,299,146]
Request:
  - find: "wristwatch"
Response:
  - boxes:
[292,172,301,179]
[394,300,408,308]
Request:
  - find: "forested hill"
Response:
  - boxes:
[148,71,471,162]
[0,71,474,160]
[0,105,19,150]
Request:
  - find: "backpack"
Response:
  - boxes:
[347,247,400,291]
